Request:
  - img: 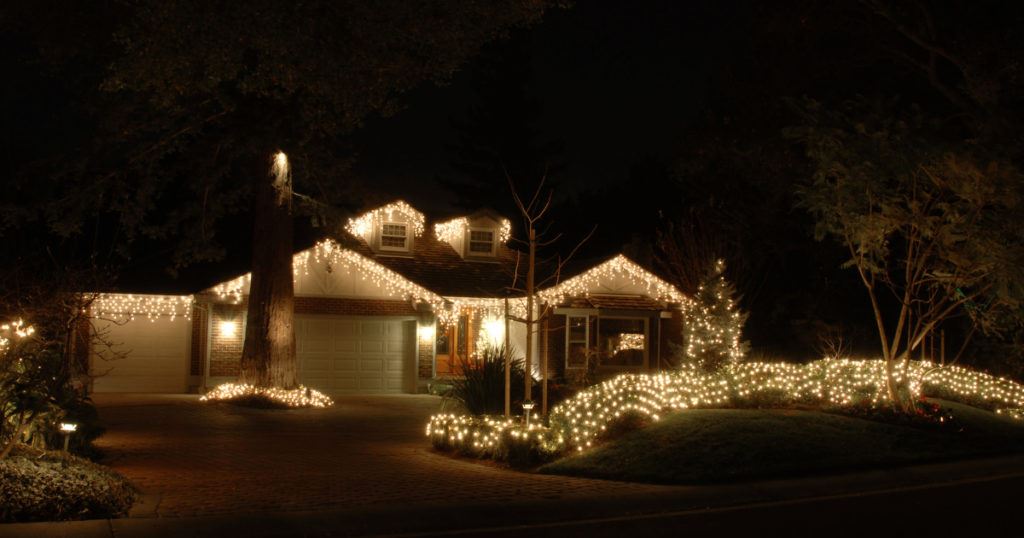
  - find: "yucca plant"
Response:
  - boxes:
[448,344,525,416]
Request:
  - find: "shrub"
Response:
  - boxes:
[447,345,526,415]
[0,447,135,522]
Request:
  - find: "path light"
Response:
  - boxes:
[59,422,77,452]
[522,400,535,427]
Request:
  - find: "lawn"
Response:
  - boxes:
[539,400,1024,484]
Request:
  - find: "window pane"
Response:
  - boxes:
[381,235,406,248]
[568,316,587,341]
[470,230,493,241]
[469,241,493,253]
[456,315,468,356]
[436,328,449,354]
[382,224,406,236]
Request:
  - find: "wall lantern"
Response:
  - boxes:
[219,320,237,338]
[417,324,435,343]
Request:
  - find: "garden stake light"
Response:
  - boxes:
[59,422,77,452]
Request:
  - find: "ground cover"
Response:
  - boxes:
[0,445,135,522]
[539,399,1024,484]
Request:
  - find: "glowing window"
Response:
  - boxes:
[380,223,408,251]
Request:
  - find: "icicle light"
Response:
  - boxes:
[345,201,425,238]
[91,294,194,321]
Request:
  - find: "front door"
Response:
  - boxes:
[435,314,475,376]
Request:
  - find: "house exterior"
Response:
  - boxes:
[86,201,689,395]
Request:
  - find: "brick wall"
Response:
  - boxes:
[189,305,207,376]
[295,297,417,316]
[209,303,245,377]
[417,335,433,379]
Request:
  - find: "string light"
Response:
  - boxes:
[427,358,1024,458]
[200,382,334,408]
[615,333,645,352]
[539,255,692,307]
[434,216,512,244]
[90,294,194,321]
[344,200,425,238]
[0,319,35,350]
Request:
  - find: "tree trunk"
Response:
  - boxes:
[240,152,296,388]
[524,227,535,404]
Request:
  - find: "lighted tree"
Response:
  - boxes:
[792,99,1024,410]
[682,259,749,372]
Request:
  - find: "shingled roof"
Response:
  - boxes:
[330,227,521,298]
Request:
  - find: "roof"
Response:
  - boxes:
[566,295,670,310]
[331,227,520,298]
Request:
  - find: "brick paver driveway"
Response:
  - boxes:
[93,394,672,517]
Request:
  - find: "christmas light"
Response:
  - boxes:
[434,216,512,244]
[615,333,645,352]
[539,255,692,307]
[0,319,35,350]
[427,358,1024,459]
[91,294,194,321]
[345,200,425,238]
[200,382,334,408]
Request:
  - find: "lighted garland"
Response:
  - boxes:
[344,200,425,238]
[200,382,334,408]
[427,358,1024,458]
[426,414,564,460]
[91,294,194,321]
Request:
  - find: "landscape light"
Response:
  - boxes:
[59,422,77,452]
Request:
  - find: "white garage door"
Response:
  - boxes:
[296,316,412,394]
[91,317,190,393]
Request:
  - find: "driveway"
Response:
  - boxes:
[92,394,672,517]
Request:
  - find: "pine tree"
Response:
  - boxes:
[683,259,749,371]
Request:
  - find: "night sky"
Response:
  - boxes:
[3,1,1021,363]
[354,1,749,212]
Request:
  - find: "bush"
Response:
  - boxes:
[447,345,526,415]
[0,447,135,522]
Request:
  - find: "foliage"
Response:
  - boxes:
[1,323,101,459]
[429,358,1024,464]
[539,400,1024,485]
[0,446,135,522]
[790,98,1024,407]
[680,259,749,371]
[446,345,525,416]
[427,414,561,468]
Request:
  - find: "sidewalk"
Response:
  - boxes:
[5,453,1024,537]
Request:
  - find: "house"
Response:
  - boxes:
[86,201,689,395]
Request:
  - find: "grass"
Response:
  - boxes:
[539,400,1024,484]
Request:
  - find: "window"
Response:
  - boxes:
[435,327,450,355]
[468,229,495,255]
[380,223,408,251]
[566,315,588,368]
[456,315,468,356]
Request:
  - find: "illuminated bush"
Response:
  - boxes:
[428,358,1024,459]
[200,383,333,408]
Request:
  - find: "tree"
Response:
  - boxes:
[75,1,556,389]
[680,259,749,372]
[792,99,1024,409]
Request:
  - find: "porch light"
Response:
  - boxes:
[417,324,435,342]
[59,422,77,452]
[219,320,237,338]
[481,316,505,347]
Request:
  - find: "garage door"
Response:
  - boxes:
[296,316,412,394]
[91,317,190,393]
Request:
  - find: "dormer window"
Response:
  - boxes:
[468,228,495,256]
[380,222,409,251]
